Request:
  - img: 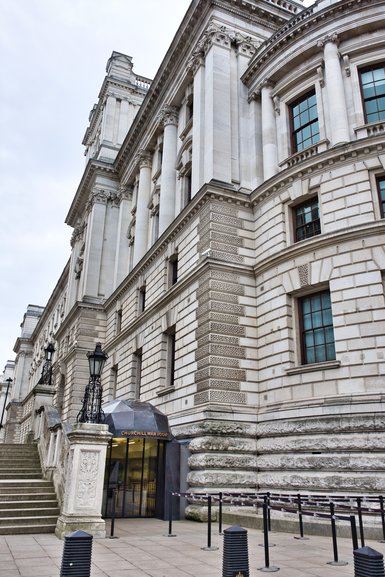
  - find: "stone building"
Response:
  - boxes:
[5,0,385,526]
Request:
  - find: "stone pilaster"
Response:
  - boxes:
[133,151,152,266]
[158,106,178,235]
[260,80,278,180]
[82,190,108,299]
[318,34,349,146]
[55,423,112,539]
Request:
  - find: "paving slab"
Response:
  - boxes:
[0,518,385,576]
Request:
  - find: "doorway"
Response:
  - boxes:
[103,437,165,518]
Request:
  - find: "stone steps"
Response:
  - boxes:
[0,444,59,535]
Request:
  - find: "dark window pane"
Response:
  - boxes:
[300,291,335,365]
[291,89,319,152]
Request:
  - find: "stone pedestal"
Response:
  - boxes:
[55,422,112,539]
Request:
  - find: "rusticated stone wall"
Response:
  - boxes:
[173,420,257,519]
[257,413,385,492]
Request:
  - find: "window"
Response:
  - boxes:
[138,285,146,313]
[133,349,142,399]
[294,198,321,242]
[360,64,385,123]
[290,90,320,152]
[115,308,122,335]
[299,291,336,364]
[377,177,385,217]
[166,327,176,389]
[169,254,178,286]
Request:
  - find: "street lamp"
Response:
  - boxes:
[77,343,108,424]
[37,342,55,386]
[0,378,13,431]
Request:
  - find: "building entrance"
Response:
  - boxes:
[103,437,165,518]
[102,399,171,519]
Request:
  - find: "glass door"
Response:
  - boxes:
[103,437,164,518]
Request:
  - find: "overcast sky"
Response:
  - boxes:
[0,0,312,372]
[0,0,192,370]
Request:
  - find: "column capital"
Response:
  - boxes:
[317,32,339,49]
[135,149,152,169]
[233,32,259,58]
[186,52,205,75]
[118,183,133,201]
[158,105,179,127]
[259,78,275,91]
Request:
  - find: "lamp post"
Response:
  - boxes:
[77,343,108,424]
[37,342,55,386]
[0,377,13,432]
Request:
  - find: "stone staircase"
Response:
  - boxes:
[0,443,60,534]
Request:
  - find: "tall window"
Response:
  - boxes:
[360,64,385,123]
[294,198,321,242]
[138,285,146,313]
[133,349,142,399]
[377,177,385,217]
[164,327,176,389]
[290,90,320,152]
[299,291,335,364]
[169,254,178,286]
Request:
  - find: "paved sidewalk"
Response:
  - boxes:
[1,518,384,577]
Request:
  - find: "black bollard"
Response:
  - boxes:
[258,502,279,572]
[354,546,385,577]
[60,530,93,577]
[294,493,309,540]
[222,525,249,577]
[327,502,348,566]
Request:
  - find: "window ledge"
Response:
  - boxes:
[180,118,193,142]
[156,386,175,397]
[285,360,340,376]
[354,121,385,139]
[280,139,329,169]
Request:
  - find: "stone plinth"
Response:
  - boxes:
[55,422,112,539]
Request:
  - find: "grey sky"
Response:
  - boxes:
[0,0,312,371]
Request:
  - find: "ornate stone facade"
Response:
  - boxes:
[8,0,385,522]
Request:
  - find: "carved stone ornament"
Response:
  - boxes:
[70,222,85,247]
[298,263,309,287]
[317,65,325,88]
[317,32,339,49]
[343,54,351,77]
[135,149,152,169]
[119,184,133,201]
[273,96,280,115]
[233,32,259,58]
[76,450,99,508]
[158,105,179,127]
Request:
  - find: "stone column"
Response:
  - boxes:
[133,151,152,266]
[190,54,205,197]
[203,24,232,184]
[235,35,257,190]
[55,423,112,539]
[261,80,278,180]
[102,95,116,142]
[82,190,108,299]
[159,106,178,235]
[113,185,132,288]
[319,34,349,146]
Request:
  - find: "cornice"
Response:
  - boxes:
[242,0,384,86]
[104,181,251,310]
[250,132,385,208]
[104,258,254,354]
[254,221,385,278]
[114,0,300,178]
[54,300,106,343]
[82,73,151,147]
[65,160,118,227]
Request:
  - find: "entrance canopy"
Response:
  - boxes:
[103,399,171,440]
